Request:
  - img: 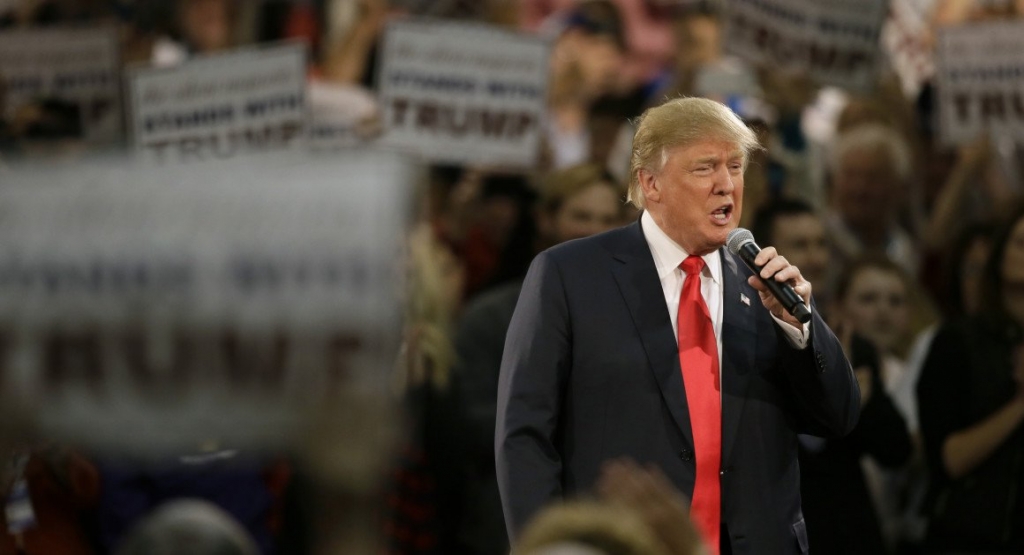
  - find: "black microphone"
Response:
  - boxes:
[726,228,812,324]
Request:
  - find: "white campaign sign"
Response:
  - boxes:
[0,150,413,453]
[377,19,549,167]
[936,21,1024,146]
[0,27,122,143]
[723,0,888,91]
[127,43,307,164]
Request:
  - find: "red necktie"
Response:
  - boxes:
[678,255,722,554]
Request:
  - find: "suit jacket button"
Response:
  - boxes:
[680,448,693,462]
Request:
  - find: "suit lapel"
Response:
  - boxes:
[720,248,757,467]
[609,221,693,447]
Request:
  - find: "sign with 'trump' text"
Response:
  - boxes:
[937,21,1024,146]
[0,151,412,454]
[723,0,888,91]
[378,19,549,167]
[127,43,307,164]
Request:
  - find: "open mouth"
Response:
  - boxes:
[711,205,733,224]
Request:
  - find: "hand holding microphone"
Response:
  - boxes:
[726,228,812,326]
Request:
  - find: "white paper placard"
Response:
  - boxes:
[723,0,888,91]
[377,19,549,167]
[127,43,307,164]
[936,21,1024,146]
[0,27,122,143]
[0,150,414,453]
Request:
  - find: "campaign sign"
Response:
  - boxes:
[127,43,307,164]
[377,19,549,167]
[723,0,888,91]
[0,27,122,143]
[936,21,1024,146]
[0,150,413,454]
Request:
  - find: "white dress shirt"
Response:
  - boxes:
[640,212,810,377]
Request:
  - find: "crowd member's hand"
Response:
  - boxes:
[830,318,872,407]
[597,458,705,555]
[746,247,811,331]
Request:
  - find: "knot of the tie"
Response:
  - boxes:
[681,255,705,276]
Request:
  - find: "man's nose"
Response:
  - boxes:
[713,166,736,194]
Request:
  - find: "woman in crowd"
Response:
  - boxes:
[916,201,1024,553]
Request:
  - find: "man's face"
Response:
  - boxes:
[832,147,901,235]
[549,183,622,245]
[642,140,744,255]
[771,213,829,287]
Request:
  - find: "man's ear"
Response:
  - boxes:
[637,168,660,204]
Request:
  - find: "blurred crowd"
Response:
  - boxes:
[1,0,1024,554]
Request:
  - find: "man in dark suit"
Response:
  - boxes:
[496,97,860,555]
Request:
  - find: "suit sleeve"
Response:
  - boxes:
[777,307,861,438]
[495,251,571,541]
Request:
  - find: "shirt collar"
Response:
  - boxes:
[640,210,721,284]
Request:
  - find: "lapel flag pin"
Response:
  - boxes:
[740,293,750,306]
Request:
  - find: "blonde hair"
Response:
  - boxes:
[627,97,760,209]
[515,501,670,555]
[395,225,460,392]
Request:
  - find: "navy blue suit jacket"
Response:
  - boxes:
[495,219,860,555]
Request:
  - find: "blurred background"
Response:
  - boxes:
[0,0,1022,554]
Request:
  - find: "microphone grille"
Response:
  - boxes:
[726,228,755,255]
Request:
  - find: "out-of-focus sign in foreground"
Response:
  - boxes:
[723,0,888,91]
[0,27,123,143]
[937,21,1024,146]
[127,43,307,164]
[0,150,413,454]
[377,19,549,167]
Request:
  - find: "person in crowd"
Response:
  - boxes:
[596,459,706,555]
[832,256,926,551]
[443,172,537,300]
[94,453,289,555]
[497,97,859,555]
[835,257,922,402]
[543,0,626,170]
[825,123,918,279]
[750,199,831,312]
[513,501,670,555]
[152,0,238,66]
[115,499,260,555]
[516,459,707,555]
[921,137,1018,256]
[750,201,913,553]
[916,200,1024,553]
[454,163,626,555]
[384,224,468,555]
[797,331,912,555]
